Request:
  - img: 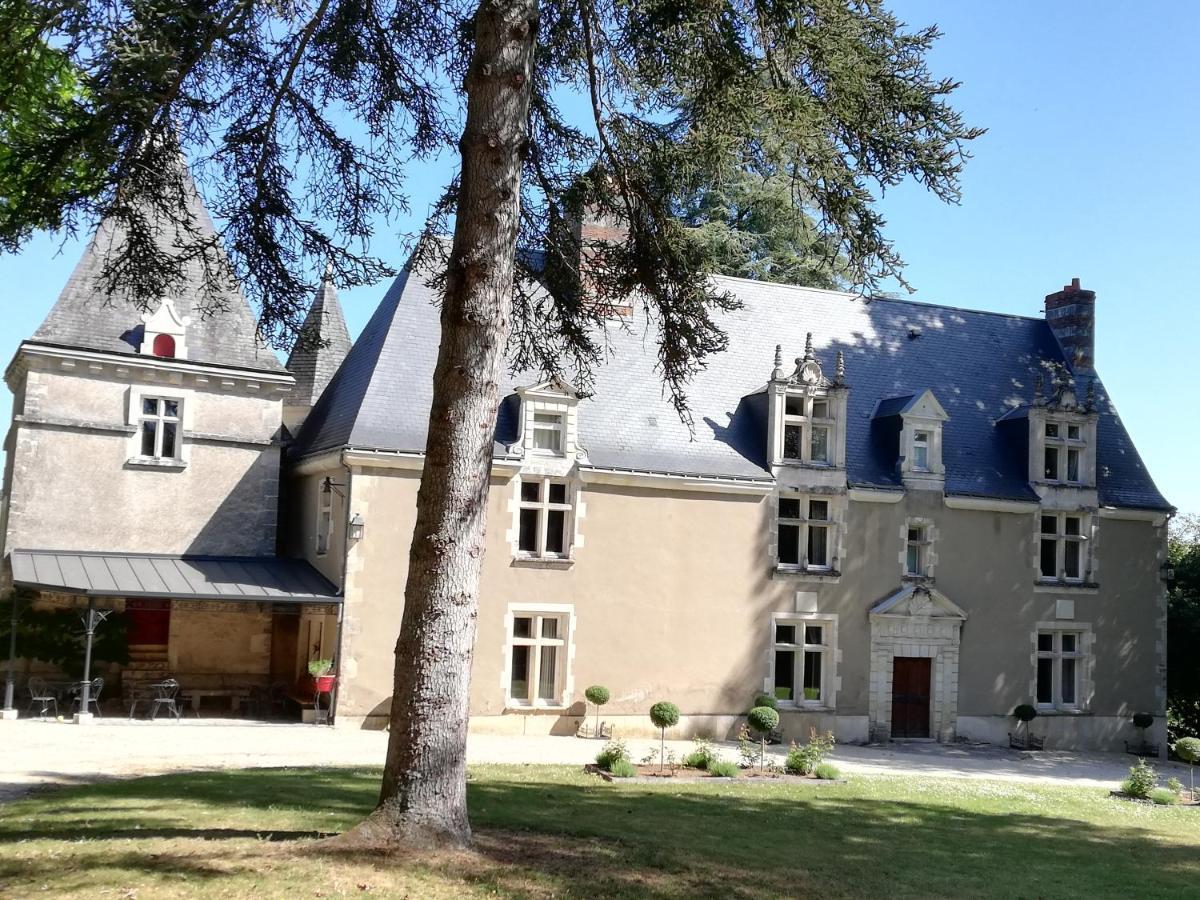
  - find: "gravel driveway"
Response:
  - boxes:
[0,718,1187,802]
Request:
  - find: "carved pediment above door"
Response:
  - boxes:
[870,584,966,621]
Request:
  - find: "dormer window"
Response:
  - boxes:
[874,390,948,490]
[912,431,931,472]
[783,394,833,465]
[516,377,582,462]
[1043,419,1085,484]
[140,298,190,360]
[531,412,565,455]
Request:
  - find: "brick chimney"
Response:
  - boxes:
[574,203,631,316]
[1044,277,1095,374]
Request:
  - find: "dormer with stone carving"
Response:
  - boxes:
[515,376,584,469]
[766,334,849,482]
[140,298,190,360]
[1026,367,1099,494]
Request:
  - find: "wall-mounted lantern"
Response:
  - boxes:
[348,513,365,542]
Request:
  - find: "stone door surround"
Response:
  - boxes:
[868,584,966,744]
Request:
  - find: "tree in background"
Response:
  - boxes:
[1168,515,1200,743]
[0,0,980,847]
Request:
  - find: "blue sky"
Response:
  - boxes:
[1,1,1195,515]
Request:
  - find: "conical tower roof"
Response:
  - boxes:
[30,166,284,373]
[285,263,353,408]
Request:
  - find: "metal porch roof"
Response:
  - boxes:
[9,550,341,604]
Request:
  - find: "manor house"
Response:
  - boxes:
[1,182,1173,751]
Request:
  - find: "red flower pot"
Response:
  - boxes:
[313,674,336,694]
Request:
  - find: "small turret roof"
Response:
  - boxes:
[30,167,284,373]
[285,264,353,408]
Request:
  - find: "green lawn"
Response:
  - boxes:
[0,766,1197,898]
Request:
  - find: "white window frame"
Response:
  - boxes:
[530,410,566,456]
[503,604,575,709]
[1038,511,1090,583]
[516,476,574,559]
[782,392,834,466]
[315,482,334,556]
[1035,628,1086,711]
[906,525,927,576]
[126,386,192,466]
[912,430,931,472]
[777,494,835,572]
[1042,418,1087,484]
[769,613,838,709]
[138,396,182,460]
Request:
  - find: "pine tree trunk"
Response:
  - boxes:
[329,0,538,851]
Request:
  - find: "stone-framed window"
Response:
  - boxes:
[782,393,834,466]
[138,396,181,460]
[1043,419,1086,484]
[769,613,838,709]
[895,390,949,489]
[1038,511,1091,583]
[903,519,937,578]
[517,476,574,559]
[530,411,566,455]
[1034,625,1091,711]
[503,605,575,708]
[125,386,191,467]
[777,494,837,572]
[315,481,334,556]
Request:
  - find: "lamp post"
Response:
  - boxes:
[2,594,20,719]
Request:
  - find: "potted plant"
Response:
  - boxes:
[1012,704,1038,750]
[308,658,336,693]
[1132,712,1154,752]
[803,687,821,702]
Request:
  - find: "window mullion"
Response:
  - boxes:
[529,619,544,704]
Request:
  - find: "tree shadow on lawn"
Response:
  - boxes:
[1,770,1198,899]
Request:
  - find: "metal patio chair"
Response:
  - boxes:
[149,678,182,720]
[26,677,58,719]
[72,677,104,717]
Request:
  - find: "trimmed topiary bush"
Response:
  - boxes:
[608,758,637,778]
[585,685,611,737]
[814,762,841,780]
[1173,736,1200,797]
[752,692,779,711]
[1133,712,1155,731]
[707,759,739,778]
[649,701,680,772]
[1122,759,1158,799]
[747,705,780,773]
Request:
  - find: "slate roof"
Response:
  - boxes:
[10,549,339,604]
[30,169,285,374]
[285,267,353,407]
[293,264,1171,511]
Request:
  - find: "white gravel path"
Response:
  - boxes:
[0,718,1188,802]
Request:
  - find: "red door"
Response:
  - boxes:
[891,657,932,738]
[126,599,171,645]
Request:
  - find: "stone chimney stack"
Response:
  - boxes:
[1044,277,1096,374]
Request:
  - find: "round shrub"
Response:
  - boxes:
[707,759,739,778]
[608,758,637,778]
[1013,704,1038,723]
[747,705,780,735]
[1174,737,1200,764]
[752,692,779,711]
[649,701,680,730]
[814,762,841,780]
[585,685,611,707]
[1132,712,1154,730]
[1122,759,1158,799]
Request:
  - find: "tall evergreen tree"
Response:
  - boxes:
[0,0,981,847]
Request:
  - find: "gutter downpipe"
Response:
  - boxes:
[329,450,353,726]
